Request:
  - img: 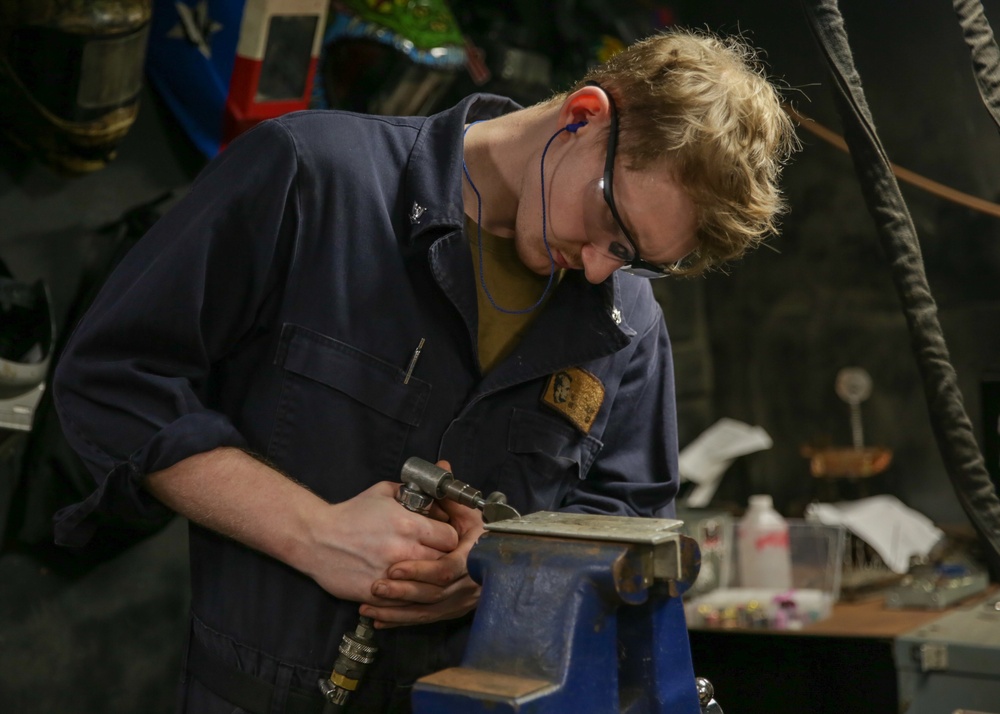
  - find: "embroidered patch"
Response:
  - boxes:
[541,367,605,434]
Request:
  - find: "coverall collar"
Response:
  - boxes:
[406,93,638,390]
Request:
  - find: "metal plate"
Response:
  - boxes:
[484,511,683,544]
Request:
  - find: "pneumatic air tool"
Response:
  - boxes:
[318,458,518,711]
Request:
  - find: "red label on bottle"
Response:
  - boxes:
[755,531,790,550]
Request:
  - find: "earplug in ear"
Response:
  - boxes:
[565,121,588,133]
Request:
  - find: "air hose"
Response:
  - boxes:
[800,0,1000,575]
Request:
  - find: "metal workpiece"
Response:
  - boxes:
[656,534,702,598]
[485,511,701,594]
[399,457,520,522]
[484,510,685,539]
[412,512,705,713]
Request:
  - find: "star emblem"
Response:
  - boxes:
[168,1,224,59]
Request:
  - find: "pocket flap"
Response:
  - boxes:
[279,325,429,427]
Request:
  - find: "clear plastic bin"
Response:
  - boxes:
[684,519,846,630]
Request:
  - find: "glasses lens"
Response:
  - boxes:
[583,178,635,264]
[620,264,670,279]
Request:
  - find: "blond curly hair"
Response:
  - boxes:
[565,28,800,275]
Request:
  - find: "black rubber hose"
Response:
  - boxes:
[953,0,1000,134]
[799,0,1000,575]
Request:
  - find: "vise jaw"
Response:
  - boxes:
[412,511,705,714]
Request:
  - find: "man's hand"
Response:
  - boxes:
[359,471,486,628]
[306,480,460,603]
[143,448,464,606]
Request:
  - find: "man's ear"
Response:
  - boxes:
[559,85,611,132]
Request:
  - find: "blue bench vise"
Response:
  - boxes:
[412,510,715,713]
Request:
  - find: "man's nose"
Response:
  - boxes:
[580,244,621,284]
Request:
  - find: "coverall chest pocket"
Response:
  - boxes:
[501,407,603,512]
[269,325,430,501]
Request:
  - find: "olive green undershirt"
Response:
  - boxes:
[466,215,562,373]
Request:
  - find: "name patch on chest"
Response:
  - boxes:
[541,367,605,434]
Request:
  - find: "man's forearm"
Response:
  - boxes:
[143,446,326,576]
[142,446,462,605]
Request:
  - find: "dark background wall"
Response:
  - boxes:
[662,0,1000,528]
[0,90,199,712]
[2,1,1000,712]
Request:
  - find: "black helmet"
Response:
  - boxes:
[0,0,152,174]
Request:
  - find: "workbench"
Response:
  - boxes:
[687,587,999,714]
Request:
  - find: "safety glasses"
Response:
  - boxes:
[589,82,676,278]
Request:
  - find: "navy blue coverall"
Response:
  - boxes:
[52,94,683,713]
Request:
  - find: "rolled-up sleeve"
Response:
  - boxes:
[52,119,301,547]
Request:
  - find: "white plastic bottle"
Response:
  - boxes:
[737,494,793,590]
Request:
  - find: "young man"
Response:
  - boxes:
[52,28,797,714]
